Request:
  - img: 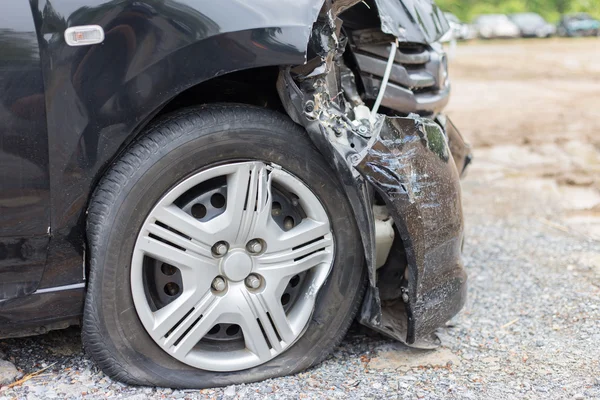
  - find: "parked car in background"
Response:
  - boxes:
[509,12,555,37]
[557,13,600,37]
[474,14,520,39]
[444,12,476,40]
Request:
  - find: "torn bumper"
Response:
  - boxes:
[355,116,468,346]
[277,0,470,346]
[438,115,472,177]
[278,72,470,347]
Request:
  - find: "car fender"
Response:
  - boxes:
[29,0,327,292]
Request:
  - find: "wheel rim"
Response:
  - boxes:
[131,161,334,371]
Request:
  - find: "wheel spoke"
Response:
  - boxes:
[259,234,332,265]
[257,218,333,279]
[219,162,272,244]
[236,292,275,360]
[259,250,333,282]
[137,236,211,272]
[256,291,296,345]
[153,204,218,252]
[151,287,212,339]
[145,221,213,260]
[169,294,222,358]
[264,219,331,253]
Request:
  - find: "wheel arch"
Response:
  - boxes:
[91,65,285,188]
[34,0,326,297]
[82,66,286,279]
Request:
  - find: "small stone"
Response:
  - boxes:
[0,360,19,386]
[123,394,147,400]
[306,378,319,387]
[481,356,499,364]
[369,345,461,371]
[45,390,58,399]
[224,385,236,396]
[32,386,46,395]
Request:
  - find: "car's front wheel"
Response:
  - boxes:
[83,105,365,388]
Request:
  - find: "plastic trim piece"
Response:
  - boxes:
[64,25,105,46]
[33,283,86,294]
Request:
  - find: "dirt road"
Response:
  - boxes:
[449,38,600,240]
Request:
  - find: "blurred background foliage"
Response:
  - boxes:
[437,0,600,22]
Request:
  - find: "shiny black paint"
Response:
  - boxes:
[36,0,319,287]
[0,287,83,337]
[0,0,465,346]
[355,117,466,344]
[1,0,323,330]
[0,1,50,300]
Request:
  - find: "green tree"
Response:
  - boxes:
[553,0,571,13]
[436,0,598,22]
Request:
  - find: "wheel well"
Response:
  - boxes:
[86,66,284,279]
[95,66,284,188]
[156,66,284,118]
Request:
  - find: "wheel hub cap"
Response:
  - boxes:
[221,251,253,282]
[130,161,334,372]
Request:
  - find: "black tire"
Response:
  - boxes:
[83,104,366,388]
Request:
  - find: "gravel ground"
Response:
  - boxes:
[1,39,599,399]
[1,152,598,400]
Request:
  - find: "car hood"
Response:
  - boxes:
[373,0,450,43]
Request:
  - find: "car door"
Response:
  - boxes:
[0,1,51,301]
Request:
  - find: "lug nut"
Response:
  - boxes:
[283,216,295,231]
[246,239,263,254]
[212,241,228,256]
[212,276,226,292]
[245,274,261,289]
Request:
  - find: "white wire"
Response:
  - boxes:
[371,39,398,116]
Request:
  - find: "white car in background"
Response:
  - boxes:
[474,14,521,39]
[444,12,477,40]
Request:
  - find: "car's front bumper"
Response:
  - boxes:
[356,115,470,347]
[278,0,471,348]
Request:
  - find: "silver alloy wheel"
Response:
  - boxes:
[131,161,334,371]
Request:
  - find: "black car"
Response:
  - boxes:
[557,13,600,37]
[0,0,470,388]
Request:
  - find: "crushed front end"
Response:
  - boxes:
[277,0,472,347]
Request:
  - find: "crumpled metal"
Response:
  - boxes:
[353,116,467,346]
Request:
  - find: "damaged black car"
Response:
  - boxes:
[0,0,471,388]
